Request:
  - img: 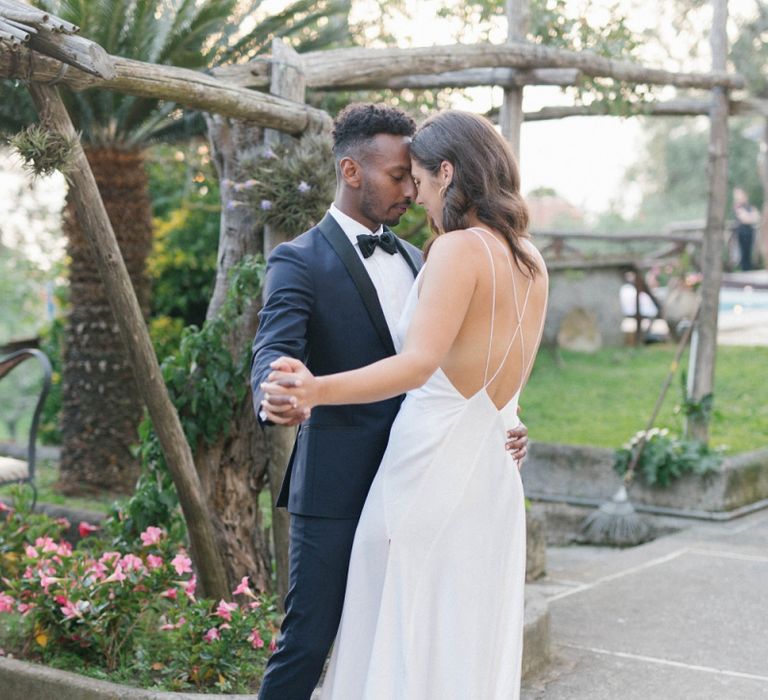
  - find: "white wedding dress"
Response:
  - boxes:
[320,229,539,700]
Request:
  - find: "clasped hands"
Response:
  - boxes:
[260,356,530,464]
[260,357,319,425]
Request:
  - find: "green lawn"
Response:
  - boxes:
[3,344,765,513]
[522,344,768,454]
[0,459,119,514]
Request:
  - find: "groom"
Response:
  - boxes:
[251,103,529,700]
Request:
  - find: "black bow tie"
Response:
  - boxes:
[357,230,398,258]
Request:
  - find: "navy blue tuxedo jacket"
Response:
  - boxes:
[251,212,423,519]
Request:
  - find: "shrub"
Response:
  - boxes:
[613,428,723,488]
[0,496,279,693]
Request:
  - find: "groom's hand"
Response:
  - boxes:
[261,393,310,426]
[261,359,310,425]
[505,407,529,465]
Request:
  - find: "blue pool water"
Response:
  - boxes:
[719,287,768,312]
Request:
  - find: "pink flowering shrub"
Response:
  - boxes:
[0,500,279,692]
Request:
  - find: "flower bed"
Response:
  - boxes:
[0,496,280,694]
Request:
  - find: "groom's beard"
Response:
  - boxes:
[360,184,408,228]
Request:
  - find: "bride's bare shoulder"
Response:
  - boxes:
[427,229,487,261]
[519,237,548,279]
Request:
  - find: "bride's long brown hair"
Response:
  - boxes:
[410,110,538,278]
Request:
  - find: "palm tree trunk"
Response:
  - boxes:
[58,147,151,495]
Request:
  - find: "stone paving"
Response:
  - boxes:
[522,510,768,699]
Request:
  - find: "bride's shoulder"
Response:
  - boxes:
[428,229,487,258]
[519,237,548,277]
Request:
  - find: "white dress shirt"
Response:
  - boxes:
[329,204,416,344]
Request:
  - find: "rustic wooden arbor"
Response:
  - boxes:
[0,0,744,598]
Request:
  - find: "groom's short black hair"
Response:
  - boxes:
[332,103,416,163]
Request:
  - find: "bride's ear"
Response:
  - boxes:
[439,160,454,187]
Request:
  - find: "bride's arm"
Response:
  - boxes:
[261,233,477,409]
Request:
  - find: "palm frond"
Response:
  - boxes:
[220,0,350,62]
[14,0,353,148]
[154,0,235,66]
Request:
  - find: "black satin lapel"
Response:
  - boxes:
[390,231,421,278]
[318,213,396,355]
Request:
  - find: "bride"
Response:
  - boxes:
[262,110,548,699]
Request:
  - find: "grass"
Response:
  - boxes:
[0,459,120,514]
[2,344,765,514]
[522,344,768,454]
[0,457,275,524]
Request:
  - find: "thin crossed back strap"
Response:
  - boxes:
[467,227,534,392]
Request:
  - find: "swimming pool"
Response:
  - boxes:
[719,286,768,312]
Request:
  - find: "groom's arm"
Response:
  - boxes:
[251,243,313,425]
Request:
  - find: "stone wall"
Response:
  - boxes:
[544,260,630,348]
[521,441,768,516]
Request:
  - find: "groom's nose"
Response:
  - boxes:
[403,175,417,200]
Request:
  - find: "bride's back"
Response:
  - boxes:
[437,227,548,411]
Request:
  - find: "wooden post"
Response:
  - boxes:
[687,0,729,442]
[27,83,230,601]
[262,38,307,605]
[759,118,768,267]
[499,0,528,158]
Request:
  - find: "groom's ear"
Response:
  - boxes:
[339,156,362,189]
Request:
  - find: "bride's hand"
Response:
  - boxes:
[261,356,321,412]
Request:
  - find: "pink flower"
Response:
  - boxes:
[232,576,253,597]
[78,521,99,538]
[215,599,238,622]
[203,627,221,643]
[24,545,38,559]
[35,537,58,554]
[140,526,164,547]
[103,564,127,584]
[17,603,33,615]
[248,600,262,610]
[0,593,15,613]
[183,575,197,601]
[146,554,164,570]
[85,560,107,581]
[55,517,71,529]
[0,502,10,512]
[270,636,277,652]
[121,554,144,573]
[160,588,178,600]
[57,541,72,556]
[248,628,265,649]
[99,551,121,566]
[159,615,186,631]
[60,600,83,620]
[171,552,193,576]
[40,575,59,591]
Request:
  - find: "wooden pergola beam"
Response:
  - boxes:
[216,43,744,92]
[0,43,331,134]
[212,61,583,90]
[296,42,744,91]
[525,96,768,120]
